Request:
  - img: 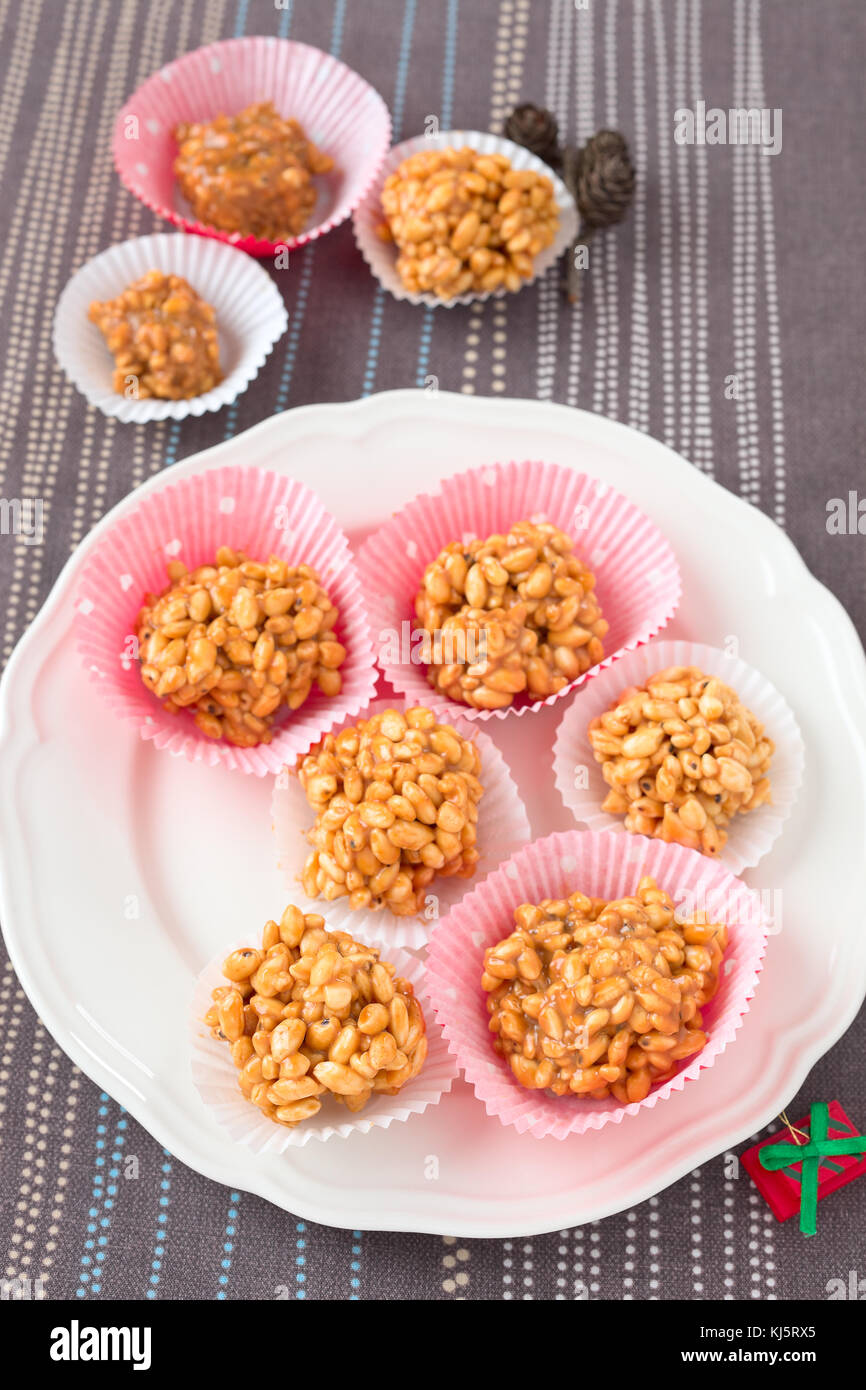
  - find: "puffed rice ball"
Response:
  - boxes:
[415,520,607,709]
[297,706,483,916]
[136,548,346,746]
[206,906,427,1127]
[587,666,774,855]
[483,876,726,1103]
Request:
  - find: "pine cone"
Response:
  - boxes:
[576,129,635,229]
[503,103,562,165]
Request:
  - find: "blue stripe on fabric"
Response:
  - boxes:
[216,1190,241,1300]
[233,0,250,37]
[76,1095,127,1298]
[271,0,347,415]
[278,1,294,39]
[414,0,459,388]
[295,1220,307,1298]
[145,1150,172,1300]
[350,1229,362,1299]
[360,0,418,397]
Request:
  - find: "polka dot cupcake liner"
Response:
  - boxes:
[355,459,682,722]
[114,36,391,257]
[426,829,770,1140]
[75,464,378,775]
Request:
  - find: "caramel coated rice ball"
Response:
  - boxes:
[415,520,607,709]
[483,877,727,1104]
[587,666,774,855]
[297,706,483,916]
[136,547,345,746]
[206,906,427,1127]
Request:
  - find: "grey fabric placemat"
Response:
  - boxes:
[1,0,864,1301]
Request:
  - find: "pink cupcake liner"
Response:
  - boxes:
[355,460,681,723]
[271,697,532,951]
[552,639,805,874]
[75,465,378,776]
[191,940,456,1149]
[426,829,770,1139]
[114,37,392,258]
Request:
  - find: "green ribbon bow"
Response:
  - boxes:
[758,1102,866,1236]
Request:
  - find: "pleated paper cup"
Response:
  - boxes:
[191,941,456,1150]
[271,697,532,951]
[353,128,578,307]
[355,459,681,723]
[114,37,391,257]
[426,829,770,1140]
[552,640,805,874]
[53,233,288,423]
[75,465,378,776]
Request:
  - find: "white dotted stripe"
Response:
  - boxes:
[622,1211,637,1299]
[0,0,111,666]
[35,1062,82,1295]
[78,0,208,528]
[690,1169,704,1295]
[748,0,787,527]
[723,1160,736,1298]
[649,0,676,448]
[689,0,714,476]
[647,1194,661,1298]
[490,302,508,393]
[130,0,227,491]
[601,0,620,419]
[0,1,41,198]
[488,0,530,134]
[0,960,25,1136]
[673,0,693,459]
[732,0,762,505]
[107,0,199,497]
[440,1234,470,1297]
[458,0,529,395]
[565,0,594,408]
[592,0,612,419]
[68,0,154,552]
[535,0,570,403]
[628,0,650,433]
[459,311,484,395]
[4,1022,52,1284]
[25,0,215,1290]
[0,0,92,493]
[504,1236,537,1299]
[569,1226,586,1300]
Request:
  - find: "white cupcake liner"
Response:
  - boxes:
[553,640,805,874]
[271,697,532,950]
[114,37,392,257]
[53,233,288,422]
[352,129,579,307]
[191,938,456,1150]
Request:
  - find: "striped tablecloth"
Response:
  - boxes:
[1,0,863,1301]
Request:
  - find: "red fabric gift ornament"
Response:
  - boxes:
[742,1101,866,1236]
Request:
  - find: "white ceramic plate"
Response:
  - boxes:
[1,391,864,1237]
